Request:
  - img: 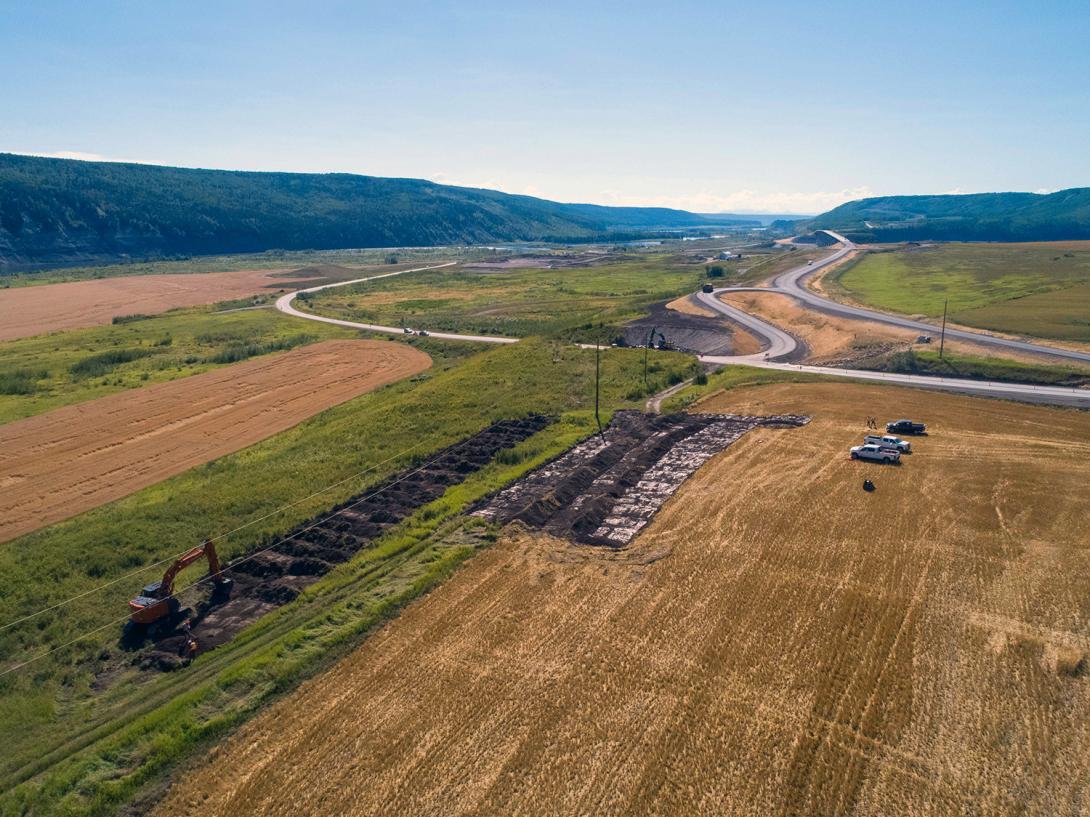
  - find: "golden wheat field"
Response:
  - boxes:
[154,382,1090,816]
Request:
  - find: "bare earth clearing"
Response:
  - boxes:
[155,382,1090,816]
[0,267,336,340]
[0,340,430,542]
[664,295,763,355]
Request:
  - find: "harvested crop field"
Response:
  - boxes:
[155,382,1090,817]
[0,265,364,341]
[0,340,430,543]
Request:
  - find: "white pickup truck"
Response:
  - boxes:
[864,434,911,454]
[850,443,900,464]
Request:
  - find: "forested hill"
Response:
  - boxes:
[801,188,1090,242]
[0,153,747,267]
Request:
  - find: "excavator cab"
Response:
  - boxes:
[129,539,232,626]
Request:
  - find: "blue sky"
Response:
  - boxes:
[2,0,1088,213]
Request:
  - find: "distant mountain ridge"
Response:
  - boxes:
[801,188,1090,242]
[0,153,755,268]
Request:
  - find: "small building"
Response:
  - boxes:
[717,251,739,261]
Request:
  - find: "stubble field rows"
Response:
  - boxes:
[154,382,1090,817]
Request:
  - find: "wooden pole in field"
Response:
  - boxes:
[643,326,657,391]
[939,299,948,359]
[595,334,603,437]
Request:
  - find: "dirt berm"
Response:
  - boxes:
[128,415,552,672]
[620,301,737,356]
[476,410,808,547]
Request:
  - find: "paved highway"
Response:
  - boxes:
[275,262,518,344]
[695,234,1090,407]
[274,253,1089,407]
[770,232,1090,365]
[697,355,1090,408]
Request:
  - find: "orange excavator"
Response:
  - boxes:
[129,539,233,625]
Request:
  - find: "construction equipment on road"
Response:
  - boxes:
[129,539,233,625]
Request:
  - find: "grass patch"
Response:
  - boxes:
[834,243,1090,341]
[659,364,823,413]
[202,333,317,364]
[69,348,158,379]
[0,368,49,396]
[300,254,708,343]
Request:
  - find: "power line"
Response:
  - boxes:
[0,440,429,632]
[0,426,491,679]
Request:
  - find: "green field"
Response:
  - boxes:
[300,254,707,342]
[0,307,359,424]
[834,243,1090,342]
[0,338,712,816]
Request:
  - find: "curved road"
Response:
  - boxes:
[695,233,1090,407]
[274,254,1090,407]
[771,233,1090,365]
[275,262,518,344]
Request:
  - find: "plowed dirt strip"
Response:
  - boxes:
[0,268,314,340]
[0,340,430,543]
[155,384,1090,817]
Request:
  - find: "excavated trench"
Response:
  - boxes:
[129,415,552,671]
[475,410,809,547]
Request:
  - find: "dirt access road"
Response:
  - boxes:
[0,266,365,341]
[154,382,1090,817]
[0,340,430,543]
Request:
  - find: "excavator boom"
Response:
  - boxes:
[128,539,229,625]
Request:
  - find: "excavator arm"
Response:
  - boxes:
[159,540,222,597]
[128,539,229,625]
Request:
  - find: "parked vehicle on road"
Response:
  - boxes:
[701,283,714,293]
[887,419,926,435]
[864,434,911,453]
[403,327,415,335]
[850,444,900,464]
[418,329,430,337]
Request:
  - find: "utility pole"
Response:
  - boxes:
[594,333,603,437]
[939,299,948,359]
[643,325,657,391]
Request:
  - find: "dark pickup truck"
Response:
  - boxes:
[701,283,715,293]
[886,419,926,435]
